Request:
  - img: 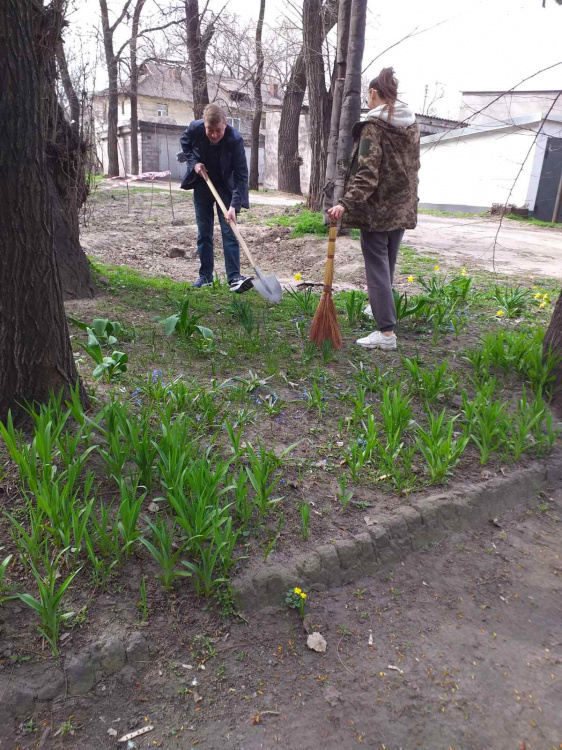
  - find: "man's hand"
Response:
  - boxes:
[194,163,208,179]
[226,207,237,225]
[327,204,345,222]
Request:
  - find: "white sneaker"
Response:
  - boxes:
[363,304,374,318]
[356,330,397,350]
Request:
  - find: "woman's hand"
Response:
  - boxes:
[327,204,345,222]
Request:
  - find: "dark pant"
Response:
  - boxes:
[193,183,240,282]
[360,228,405,332]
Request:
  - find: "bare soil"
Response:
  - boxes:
[5,493,562,750]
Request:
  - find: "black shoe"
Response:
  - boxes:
[229,275,254,294]
[192,277,212,289]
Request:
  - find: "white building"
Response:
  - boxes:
[419,90,562,222]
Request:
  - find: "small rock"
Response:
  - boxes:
[126,632,149,665]
[451,395,463,407]
[364,516,377,526]
[323,686,342,706]
[148,502,160,512]
[307,632,327,653]
[193,690,203,703]
[167,246,186,258]
[107,728,118,737]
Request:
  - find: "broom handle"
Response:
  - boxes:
[203,174,257,268]
[323,222,338,290]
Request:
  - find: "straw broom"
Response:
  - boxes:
[309,220,342,350]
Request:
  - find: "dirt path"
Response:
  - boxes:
[86,186,562,285]
[406,215,562,280]
[11,494,562,750]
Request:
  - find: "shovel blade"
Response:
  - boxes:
[252,272,283,304]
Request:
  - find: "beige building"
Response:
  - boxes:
[93,62,283,180]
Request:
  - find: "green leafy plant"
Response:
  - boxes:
[182,538,227,597]
[14,557,81,658]
[0,553,13,593]
[415,410,469,483]
[392,290,428,323]
[82,335,128,381]
[299,501,311,540]
[68,316,124,346]
[492,285,531,318]
[286,286,318,315]
[245,441,283,516]
[227,296,255,335]
[336,475,353,512]
[285,586,307,619]
[462,384,509,464]
[140,518,191,591]
[344,290,368,327]
[159,299,214,342]
[402,356,456,403]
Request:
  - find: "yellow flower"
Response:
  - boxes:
[532,285,538,289]
[293,587,301,595]
[540,301,547,309]
[294,273,302,281]
[535,293,542,299]
[300,592,307,600]
[496,310,505,317]
[461,269,467,276]
[434,265,440,271]
[407,275,414,283]
[542,294,549,301]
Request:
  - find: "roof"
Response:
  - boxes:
[420,112,562,145]
[461,89,562,95]
[99,62,284,109]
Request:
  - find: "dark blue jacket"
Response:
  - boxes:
[179,120,250,210]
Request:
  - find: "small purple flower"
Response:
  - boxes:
[152,369,163,382]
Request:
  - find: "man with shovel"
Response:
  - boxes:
[179,104,253,293]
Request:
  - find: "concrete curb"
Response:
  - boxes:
[234,457,562,613]
[0,630,150,723]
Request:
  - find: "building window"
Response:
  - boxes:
[157,103,168,117]
[227,116,241,130]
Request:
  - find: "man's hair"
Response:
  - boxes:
[203,103,227,127]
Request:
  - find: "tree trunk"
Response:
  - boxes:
[99,0,121,176]
[185,0,210,120]
[323,0,351,214]
[250,0,266,190]
[130,0,147,176]
[303,0,331,212]
[56,40,80,132]
[278,50,306,195]
[334,0,367,205]
[544,292,562,417]
[0,0,87,422]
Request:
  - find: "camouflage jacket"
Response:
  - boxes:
[340,118,420,232]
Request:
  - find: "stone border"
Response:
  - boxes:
[0,630,151,723]
[234,457,562,613]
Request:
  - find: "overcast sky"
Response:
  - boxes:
[69,0,561,119]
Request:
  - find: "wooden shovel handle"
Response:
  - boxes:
[203,175,256,268]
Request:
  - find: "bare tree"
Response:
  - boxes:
[278,0,337,196]
[334,0,367,206]
[0,0,87,421]
[250,0,266,190]
[185,0,220,118]
[323,0,350,213]
[129,0,148,175]
[303,0,335,210]
[99,0,133,176]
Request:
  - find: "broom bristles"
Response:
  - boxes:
[309,289,342,350]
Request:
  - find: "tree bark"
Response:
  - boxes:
[278,0,337,195]
[130,0,147,176]
[543,292,562,417]
[185,0,211,120]
[303,0,332,212]
[278,49,306,195]
[250,0,266,190]
[323,0,351,214]
[334,0,367,205]
[0,0,87,422]
[99,0,131,176]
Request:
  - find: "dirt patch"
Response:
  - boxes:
[4,490,562,749]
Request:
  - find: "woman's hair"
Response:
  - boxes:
[368,67,398,120]
[203,103,227,127]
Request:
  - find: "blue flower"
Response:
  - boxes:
[152,369,163,382]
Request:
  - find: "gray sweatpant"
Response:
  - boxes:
[360,228,405,332]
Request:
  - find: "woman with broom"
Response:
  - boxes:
[328,67,420,351]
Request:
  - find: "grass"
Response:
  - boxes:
[0,247,560,657]
[267,209,360,239]
[506,213,561,229]
[419,208,488,218]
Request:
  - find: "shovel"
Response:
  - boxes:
[203,175,283,304]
